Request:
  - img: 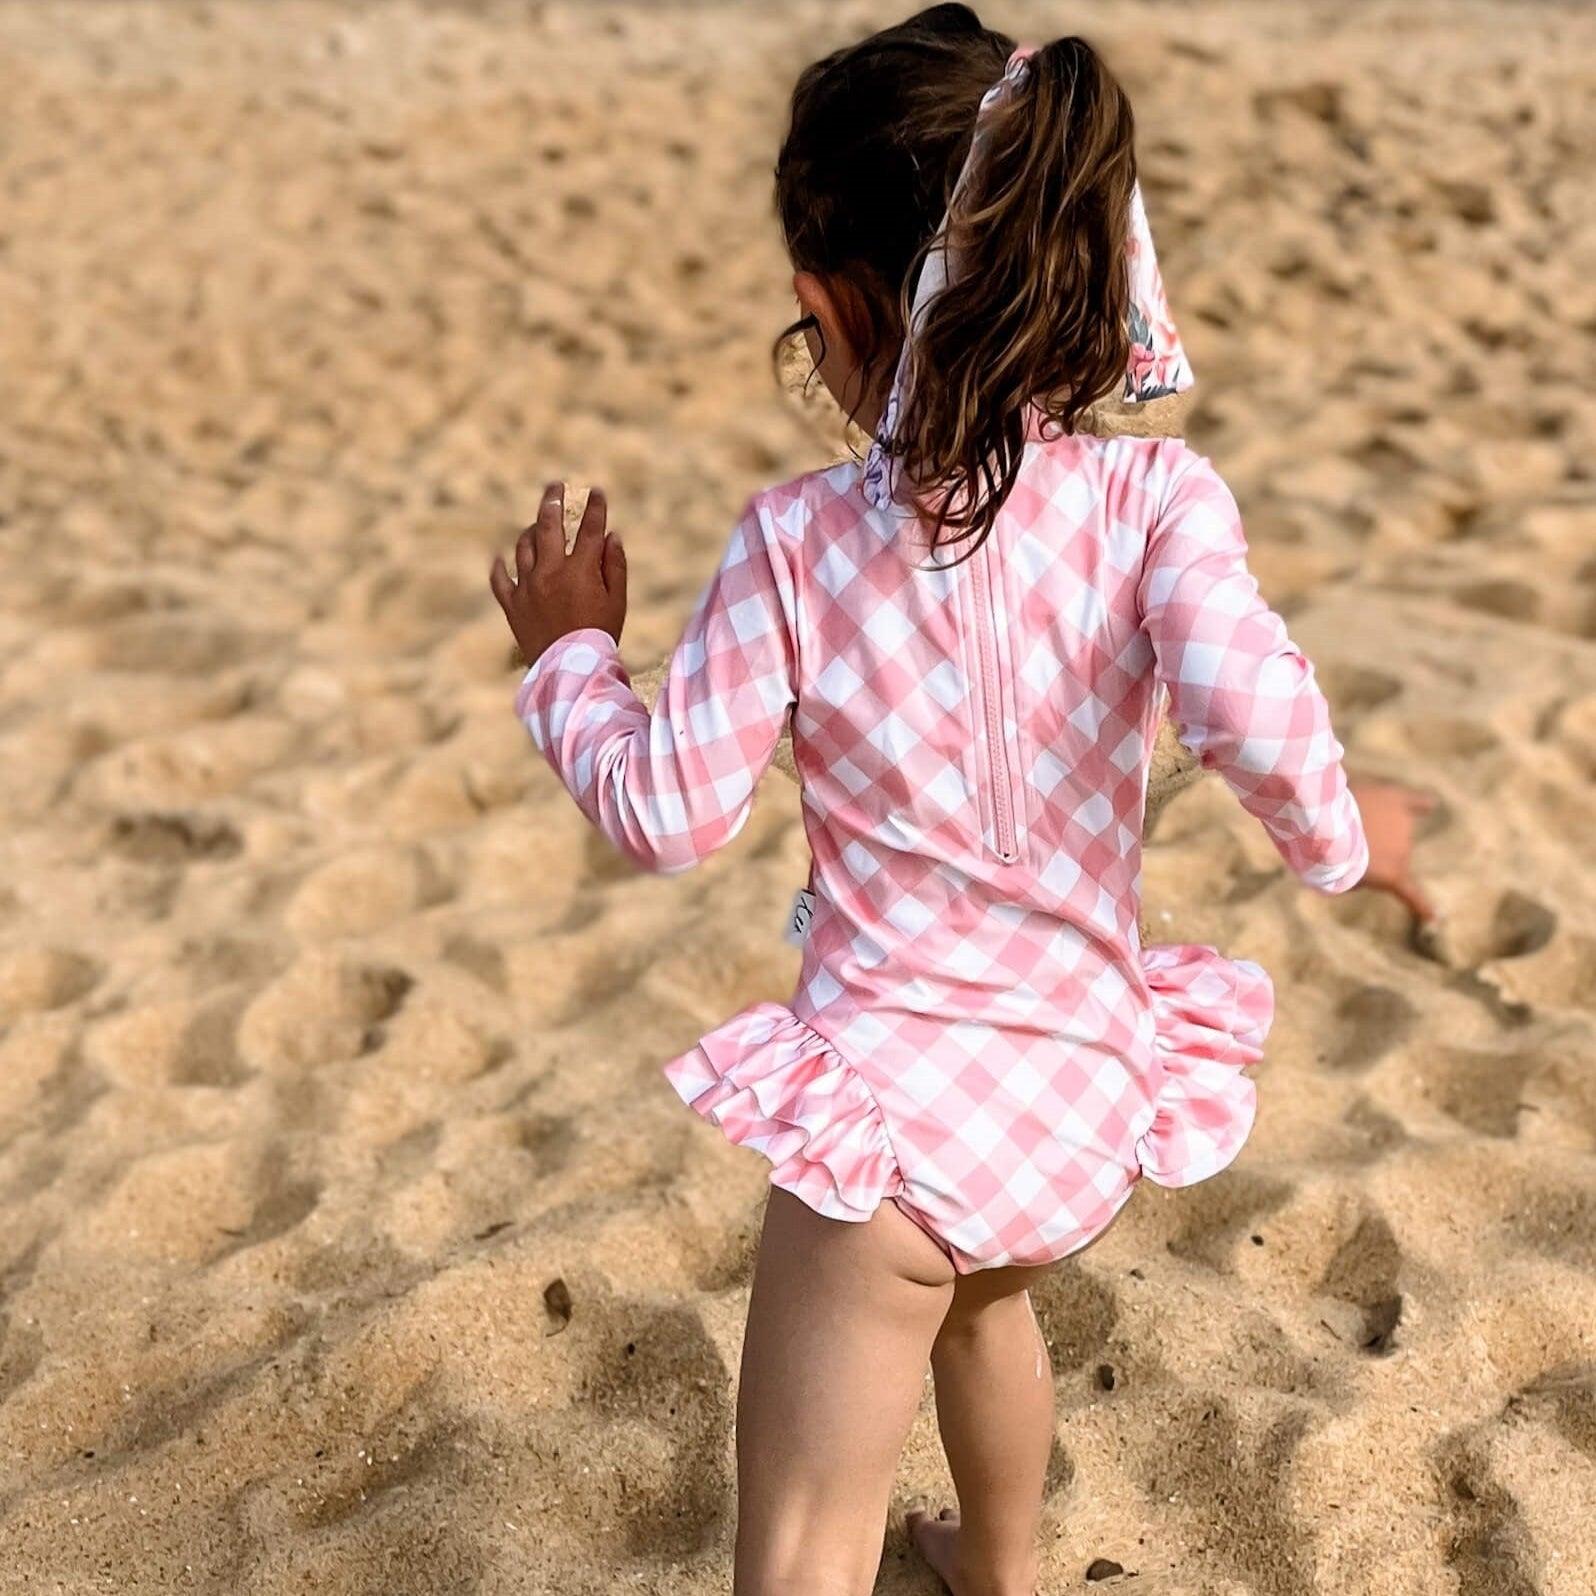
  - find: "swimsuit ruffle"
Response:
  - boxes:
[662,1001,901,1223]
[1135,944,1273,1188]
[664,943,1273,1227]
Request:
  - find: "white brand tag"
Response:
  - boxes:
[782,887,817,948]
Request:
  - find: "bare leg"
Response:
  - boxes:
[734,1187,957,1596]
[909,1264,1056,1596]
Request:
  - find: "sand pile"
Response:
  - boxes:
[1,2,1595,1592]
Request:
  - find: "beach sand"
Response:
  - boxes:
[1,1,1595,1591]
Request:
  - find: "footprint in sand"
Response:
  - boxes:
[1431,886,1559,973]
[289,1417,475,1536]
[0,1312,45,1409]
[1512,1363,1596,1466]
[93,614,279,677]
[283,845,451,941]
[228,1153,323,1255]
[236,954,413,1075]
[1453,577,1542,625]
[1317,1213,1405,1357]
[1316,660,1403,717]
[1549,691,1596,777]
[1486,929,1596,1016]
[335,561,486,650]
[78,1142,262,1263]
[0,946,101,1019]
[67,674,250,752]
[1505,1182,1596,1274]
[515,1112,577,1179]
[108,810,244,865]
[364,995,505,1086]
[1340,1096,1410,1164]
[1358,715,1503,761]
[1487,891,1559,960]
[1434,1422,1541,1596]
[84,992,250,1089]
[75,717,300,811]
[550,1294,733,1559]
[1325,982,1418,1072]
[1163,1169,1296,1274]
[1137,1390,1316,1596]
[0,1020,78,1133]
[440,932,508,994]
[1425,1044,1542,1139]
[1226,1309,1339,1401]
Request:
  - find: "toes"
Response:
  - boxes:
[908,1507,963,1587]
[906,1504,960,1546]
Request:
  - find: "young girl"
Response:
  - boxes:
[491,9,1426,1592]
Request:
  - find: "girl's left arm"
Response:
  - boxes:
[514,492,799,875]
[1138,450,1371,895]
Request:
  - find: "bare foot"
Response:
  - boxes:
[908,1507,1037,1596]
[907,1506,962,1592]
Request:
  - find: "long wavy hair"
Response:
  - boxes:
[774,5,1137,559]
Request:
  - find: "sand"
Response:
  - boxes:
[1,1,1594,1592]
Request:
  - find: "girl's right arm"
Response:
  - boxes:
[1137,450,1369,894]
[514,491,798,876]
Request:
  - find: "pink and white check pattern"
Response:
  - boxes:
[517,435,1368,1271]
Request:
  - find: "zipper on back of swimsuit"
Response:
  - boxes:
[967,534,1020,864]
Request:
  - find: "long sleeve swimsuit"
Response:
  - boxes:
[517,431,1369,1271]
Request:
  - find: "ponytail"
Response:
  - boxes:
[890,36,1137,557]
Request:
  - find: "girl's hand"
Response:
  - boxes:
[1349,779,1437,924]
[491,482,627,666]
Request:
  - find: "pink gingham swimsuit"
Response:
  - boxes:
[516,427,1370,1272]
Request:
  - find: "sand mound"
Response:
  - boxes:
[2,2,1595,1592]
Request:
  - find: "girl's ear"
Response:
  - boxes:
[793,270,889,430]
[793,271,860,370]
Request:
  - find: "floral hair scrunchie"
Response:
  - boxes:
[862,45,1194,514]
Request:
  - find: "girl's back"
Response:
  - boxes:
[793,430,1194,949]
[788,432,1180,1025]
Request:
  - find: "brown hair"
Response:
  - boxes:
[775,5,1137,558]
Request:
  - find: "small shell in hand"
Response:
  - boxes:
[506,481,599,672]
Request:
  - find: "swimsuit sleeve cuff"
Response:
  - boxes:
[513,627,624,751]
[1300,828,1371,896]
